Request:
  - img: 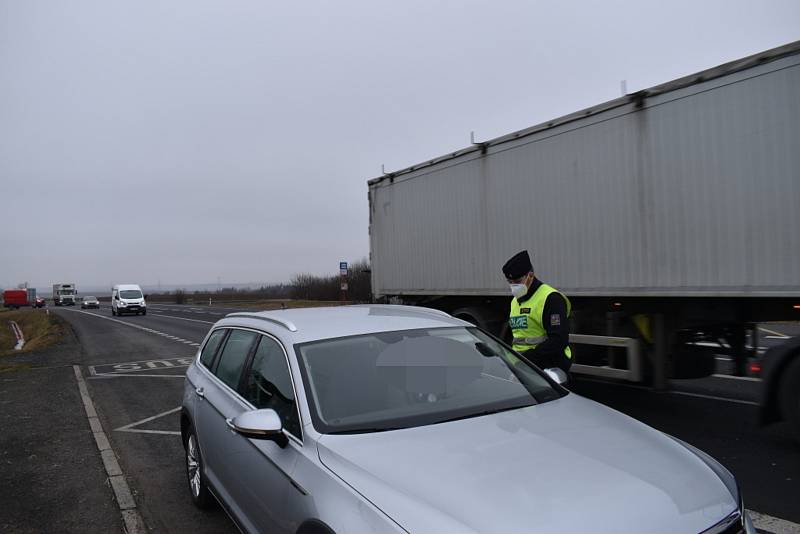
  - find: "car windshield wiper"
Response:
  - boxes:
[432,402,534,426]
[327,426,406,435]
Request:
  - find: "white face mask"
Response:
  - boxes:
[509,283,528,299]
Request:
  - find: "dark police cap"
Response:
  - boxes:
[502,250,533,279]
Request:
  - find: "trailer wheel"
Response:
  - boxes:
[452,307,493,332]
[778,356,800,442]
[452,307,506,338]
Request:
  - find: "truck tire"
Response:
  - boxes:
[452,307,505,337]
[452,308,484,328]
[778,356,800,443]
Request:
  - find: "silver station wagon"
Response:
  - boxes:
[181,305,754,534]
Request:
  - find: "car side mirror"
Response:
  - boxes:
[544,367,569,385]
[226,409,288,447]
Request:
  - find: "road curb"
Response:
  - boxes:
[72,365,147,534]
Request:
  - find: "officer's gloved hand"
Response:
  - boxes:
[543,367,569,385]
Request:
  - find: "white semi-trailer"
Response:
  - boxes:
[368,41,800,437]
[52,283,76,306]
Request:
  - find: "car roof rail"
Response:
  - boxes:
[224,313,298,332]
[352,304,453,318]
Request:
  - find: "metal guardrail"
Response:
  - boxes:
[569,333,643,382]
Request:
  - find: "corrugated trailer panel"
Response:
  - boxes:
[369,49,800,297]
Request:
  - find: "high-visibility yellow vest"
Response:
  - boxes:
[509,283,572,358]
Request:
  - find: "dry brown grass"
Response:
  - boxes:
[0,308,68,358]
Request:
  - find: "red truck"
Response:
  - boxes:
[2,289,29,309]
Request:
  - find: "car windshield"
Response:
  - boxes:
[120,290,142,299]
[296,327,566,434]
[84,296,96,301]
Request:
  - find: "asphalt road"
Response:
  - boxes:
[31,304,800,532]
[55,304,237,533]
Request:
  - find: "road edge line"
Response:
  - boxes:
[72,365,147,534]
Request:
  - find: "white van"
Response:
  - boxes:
[111,284,147,316]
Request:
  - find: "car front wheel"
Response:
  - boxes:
[185,427,213,508]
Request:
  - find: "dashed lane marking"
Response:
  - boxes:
[61,309,202,346]
[147,312,215,325]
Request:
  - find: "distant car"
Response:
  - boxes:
[81,296,100,309]
[111,284,146,316]
[34,296,46,308]
[181,305,755,534]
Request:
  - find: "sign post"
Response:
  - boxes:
[339,262,348,303]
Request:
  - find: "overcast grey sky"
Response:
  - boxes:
[1,0,798,290]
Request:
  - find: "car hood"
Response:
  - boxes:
[317,394,736,534]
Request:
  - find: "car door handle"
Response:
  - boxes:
[225,418,236,432]
[195,387,205,399]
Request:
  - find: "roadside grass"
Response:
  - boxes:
[0,308,68,363]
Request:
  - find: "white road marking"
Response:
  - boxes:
[72,366,147,533]
[758,326,790,339]
[667,390,758,406]
[711,374,761,382]
[115,406,182,436]
[61,308,203,346]
[88,374,186,379]
[693,341,768,352]
[90,357,194,376]
[121,429,182,436]
[747,509,800,533]
[575,377,758,405]
[147,312,215,325]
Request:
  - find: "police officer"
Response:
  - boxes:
[502,250,572,373]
